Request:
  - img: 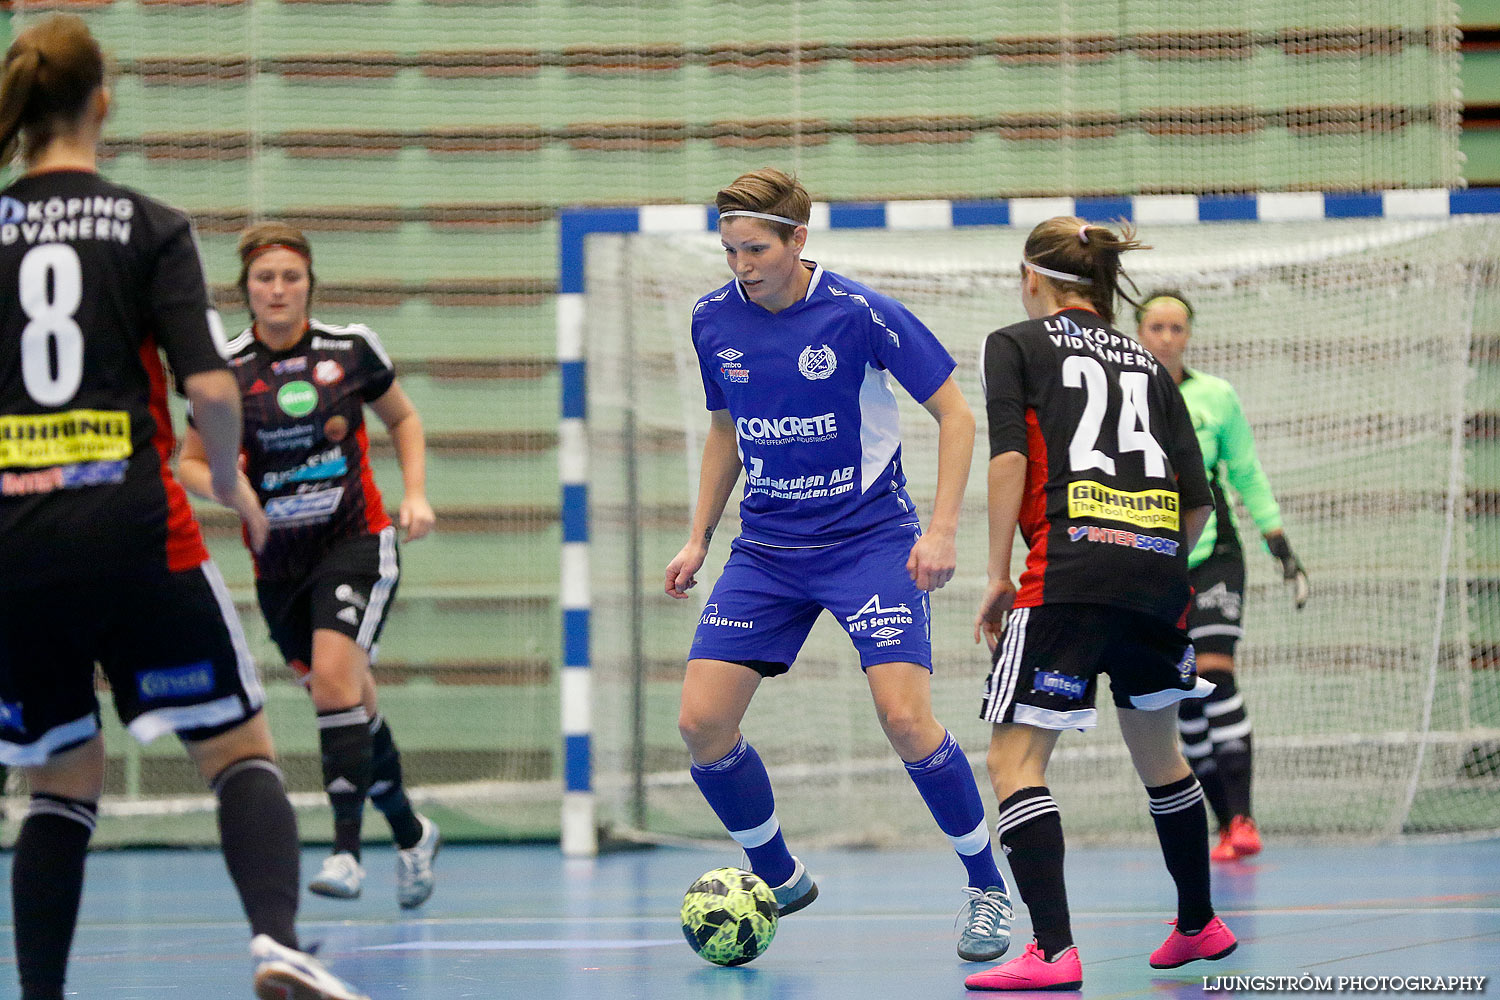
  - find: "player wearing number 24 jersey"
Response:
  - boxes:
[965,217,1233,994]
[980,307,1211,624]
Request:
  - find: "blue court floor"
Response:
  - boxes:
[0,839,1495,998]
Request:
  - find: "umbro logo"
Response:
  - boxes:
[717,348,743,361]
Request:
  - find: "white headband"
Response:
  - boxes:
[1023,260,1093,285]
[718,210,806,227]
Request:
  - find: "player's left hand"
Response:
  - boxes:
[973,577,1016,652]
[907,530,956,591]
[400,494,436,542]
[1265,531,1308,610]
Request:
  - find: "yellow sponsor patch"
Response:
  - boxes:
[0,410,132,468]
[1066,480,1179,530]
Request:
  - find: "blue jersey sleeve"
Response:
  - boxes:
[691,312,727,412]
[868,294,956,404]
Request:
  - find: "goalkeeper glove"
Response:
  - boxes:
[1265,532,1308,610]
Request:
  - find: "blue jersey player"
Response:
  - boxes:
[664,168,1012,962]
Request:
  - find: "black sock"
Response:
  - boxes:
[1201,669,1253,819]
[215,758,300,949]
[14,794,95,1000]
[996,786,1072,960]
[368,713,422,849]
[1178,698,1231,830]
[318,706,373,858]
[1146,774,1215,934]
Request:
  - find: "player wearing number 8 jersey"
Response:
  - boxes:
[0,16,364,1000]
[965,218,1235,991]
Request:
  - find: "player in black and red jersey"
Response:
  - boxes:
[179,222,439,909]
[964,218,1235,991]
[0,16,364,1000]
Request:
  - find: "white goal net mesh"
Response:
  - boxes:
[588,217,1500,846]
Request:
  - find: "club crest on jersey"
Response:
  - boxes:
[314,359,345,386]
[798,344,837,380]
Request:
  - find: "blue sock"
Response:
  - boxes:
[905,731,1007,891]
[690,737,796,887]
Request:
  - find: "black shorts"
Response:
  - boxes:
[255,527,400,682]
[1186,551,1246,656]
[979,603,1211,731]
[0,561,264,766]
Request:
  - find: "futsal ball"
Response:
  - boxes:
[680,867,779,966]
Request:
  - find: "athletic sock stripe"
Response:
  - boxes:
[368,713,386,734]
[1148,784,1204,815]
[997,796,1059,835]
[1177,717,1209,736]
[1208,719,1253,743]
[1204,693,1244,717]
[316,707,371,729]
[691,736,749,773]
[27,797,98,832]
[728,812,781,850]
[211,757,286,794]
[949,817,992,856]
[1183,741,1214,759]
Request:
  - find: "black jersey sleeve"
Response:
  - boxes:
[353,327,396,402]
[1162,376,1212,509]
[982,328,1029,458]
[148,217,226,383]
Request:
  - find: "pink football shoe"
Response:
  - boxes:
[964,941,1082,991]
[1149,915,1238,969]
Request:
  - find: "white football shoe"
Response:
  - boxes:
[251,934,369,1000]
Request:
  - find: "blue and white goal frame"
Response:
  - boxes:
[555,187,1500,857]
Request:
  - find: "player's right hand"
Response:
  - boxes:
[665,543,707,599]
[973,577,1017,652]
[215,473,269,554]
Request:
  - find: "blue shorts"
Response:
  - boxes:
[690,522,932,674]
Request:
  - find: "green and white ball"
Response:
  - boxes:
[680,867,779,966]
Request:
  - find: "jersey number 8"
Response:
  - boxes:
[1061,355,1167,480]
[18,243,85,407]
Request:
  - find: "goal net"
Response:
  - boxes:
[588,216,1500,845]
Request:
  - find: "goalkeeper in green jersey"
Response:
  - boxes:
[1135,290,1309,863]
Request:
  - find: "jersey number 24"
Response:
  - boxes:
[1061,355,1167,479]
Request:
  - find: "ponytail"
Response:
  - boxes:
[0,15,106,166]
[0,47,42,166]
[1022,217,1151,325]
